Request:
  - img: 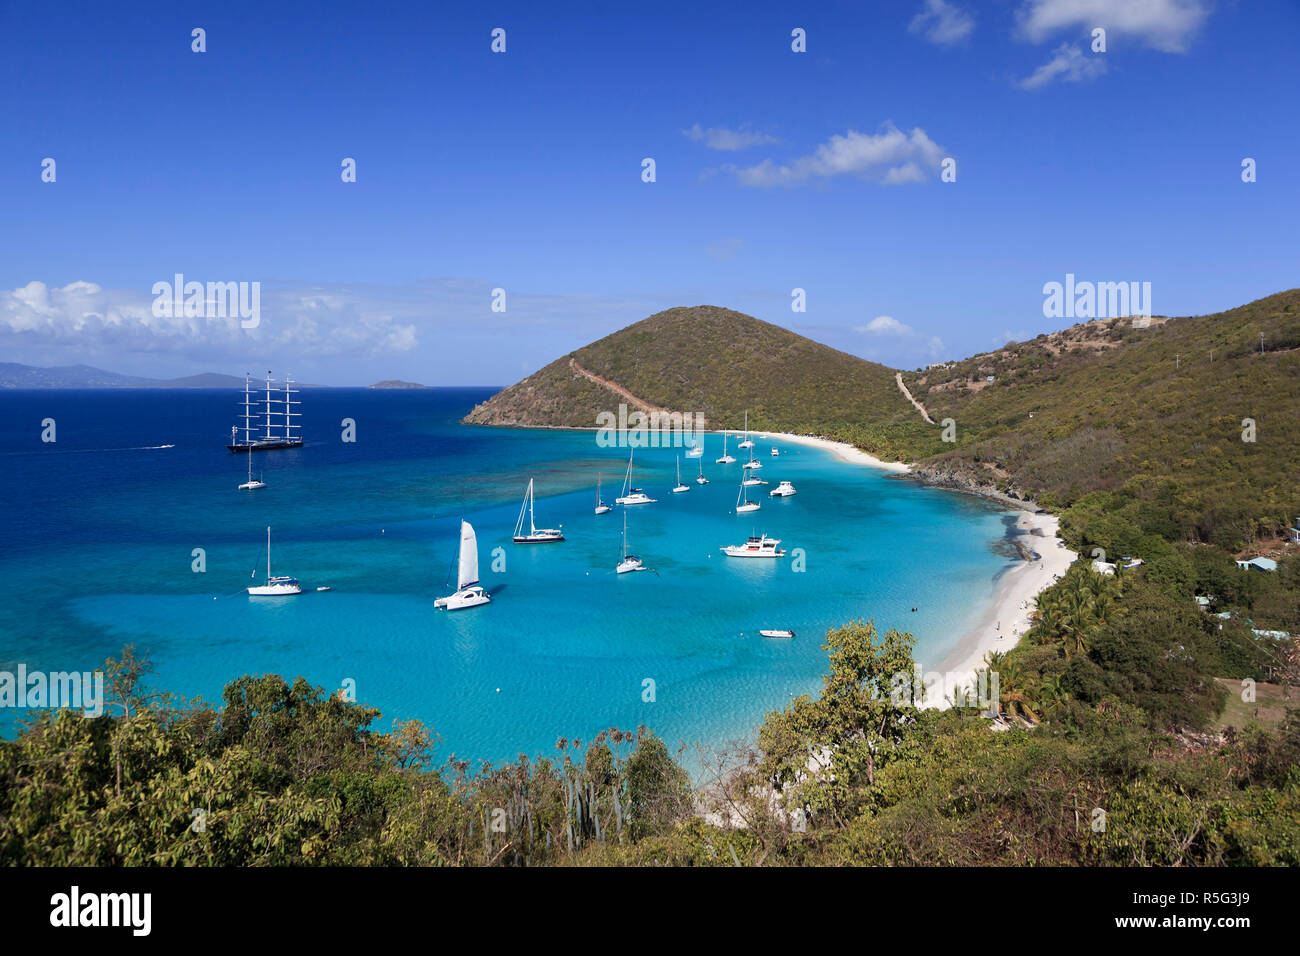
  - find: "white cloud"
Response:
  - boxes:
[683,123,778,151]
[927,335,946,357]
[1017,0,1210,53]
[729,123,948,188]
[857,315,912,335]
[1018,43,1108,89]
[909,0,975,45]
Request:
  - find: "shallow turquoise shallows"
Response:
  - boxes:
[0,388,1020,773]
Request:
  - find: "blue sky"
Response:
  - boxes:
[2,0,1297,385]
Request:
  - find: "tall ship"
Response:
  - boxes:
[227,371,303,453]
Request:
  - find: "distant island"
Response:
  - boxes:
[0,363,330,389]
[369,379,431,389]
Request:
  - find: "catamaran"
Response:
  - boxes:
[721,533,786,558]
[435,520,491,610]
[715,431,736,464]
[513,478,565,543]
[247,526,302,595]
[615,449,656,505]
[228,371,303,452]
[695,457,709,485]
[594,473,612,515]
[238,449,266,490]
[738,411,754,449]
[769,480,797,497]
[735,475,760,514]
[672,455,689,493]
[616,511,646,574]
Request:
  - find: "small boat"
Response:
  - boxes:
[248,527,303,595]
[672,456,689,493]
[738,412,755,450]
[770,447,779,457]
[721,534,786,558]
[616,511,646,574]
[615,449,657,505]
[695,457,709,485]
[315,586,331,592]
[743,475,765,487]
[686,442,704,458]
[769,480,797,497]
[238,449,266,490]
[743,445,763,470]
[435,520,491,610]
[715,431,736,464]
[734,476,760,514]
[759,629,795,639]
[513,478,565,543]
[594,473,612,515]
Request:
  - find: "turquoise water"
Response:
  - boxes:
[0,388,1017,772]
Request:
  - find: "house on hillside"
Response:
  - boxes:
[1235,557,1278,573]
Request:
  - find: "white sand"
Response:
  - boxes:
[930,511,1077,707]
[752,431,911,473]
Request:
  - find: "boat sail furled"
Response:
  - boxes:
[436,520,491,609]
[228,371,304,453]
[513,478,565,543]
[247,526,302,595]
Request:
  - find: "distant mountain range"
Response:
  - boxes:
[0,364,330,389]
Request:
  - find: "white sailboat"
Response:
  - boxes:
[735,475,760,514]
[616,511,646,574]
[686,441,704,458]
[238,449,266,490]
[715,431,736,464]
[743,474,765,487]
[672,455,689,493]
[695,457,709,485]
[594,473,612,515]
[513,478,565,543]
[738,412,755,449]
[615,449,656,505]
[247,526,302,595]
[743,444,763,470]
[435,520,491,610]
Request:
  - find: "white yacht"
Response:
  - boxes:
[435,520,491,610]
[715,431,736,464]
[769,480,797,497]
[742,446,763,471]
[672,456,689,493]
[686,442,704,458]
[615,449,657,505]
[743,475,765,487]
[721,534,786,558]
[616,511,646,574]
[738,412,755,449]
[734,476,760,514]
[594,473,612,515]
[513,478,565,543]
[695,458,709,485]
[759,629,796,639]
[238,451,266,491]
[247,527,302,595]
[770,446,780,457]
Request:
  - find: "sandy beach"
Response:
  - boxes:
[930,511,1077,706]
[755,431,911,473]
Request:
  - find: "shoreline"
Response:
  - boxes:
[756,431,911,473]
[930,511,1077,706]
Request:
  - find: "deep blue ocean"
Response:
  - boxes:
[0,387,1019,774]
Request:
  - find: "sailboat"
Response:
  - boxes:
[672,455,689,493]
[594,473,612,515]
[247,526,302,595]
[513,478,564,543]
[615,449,656,505]
[738,411,755,449]
[695,457,709,485]
[616,511,646,574]
[435,520,491,610]
[238,449,266,490]
[227,371,303,453]
[715,431,736,464]
[742,443,763,471]
[686,441,704,458]
[735,474,760,514]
